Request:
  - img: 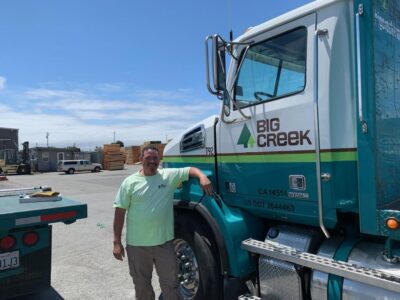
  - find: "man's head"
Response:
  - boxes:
[140,146,160,176]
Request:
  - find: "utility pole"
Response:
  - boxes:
[46,132,49,147]
[113,131,115,143]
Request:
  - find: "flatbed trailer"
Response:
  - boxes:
[0,187,87,299]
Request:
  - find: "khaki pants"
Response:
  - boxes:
[126,241,182,300]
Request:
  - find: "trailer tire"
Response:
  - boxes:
[174,214,221,300]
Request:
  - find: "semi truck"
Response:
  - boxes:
[162,0,400,299]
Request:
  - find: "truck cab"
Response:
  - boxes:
[164,0,400,299]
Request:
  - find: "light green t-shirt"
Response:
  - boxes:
[113,167,190,246]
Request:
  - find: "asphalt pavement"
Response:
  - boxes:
[1,165,162,300]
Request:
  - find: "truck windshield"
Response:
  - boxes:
[234,27,306,108]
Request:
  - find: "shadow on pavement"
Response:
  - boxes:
[11,287,64,300]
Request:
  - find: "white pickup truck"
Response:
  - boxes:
[57,159,102,174]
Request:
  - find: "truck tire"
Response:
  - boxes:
[94,166,101,172]
[67,168,75,174]
[174,214,221,300]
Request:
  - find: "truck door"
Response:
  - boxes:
[217,13,337,228]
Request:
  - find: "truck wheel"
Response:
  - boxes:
[94,166,101,172]
[68,168,75,174]
[174,214,221,300]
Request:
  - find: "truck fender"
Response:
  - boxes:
[174,200,229,274]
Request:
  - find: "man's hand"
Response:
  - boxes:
[189,167,213,195]
[199,175,213,195]
[113,208,126,261]
[113,241,125,261]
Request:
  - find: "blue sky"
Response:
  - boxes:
[0,0,312,150]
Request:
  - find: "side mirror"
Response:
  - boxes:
[206,35,226,95]
[212,35,226,92]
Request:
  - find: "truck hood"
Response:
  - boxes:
[163,115,219,157]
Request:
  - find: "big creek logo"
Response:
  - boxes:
[237,118,312,149]
[237,124,255,148]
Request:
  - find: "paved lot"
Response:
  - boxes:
[1,165,162,300]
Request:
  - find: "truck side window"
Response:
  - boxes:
[234,27,306,108]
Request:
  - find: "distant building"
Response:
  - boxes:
[0,127,19,164]
[30,147,94,172]
[0,127,18,151]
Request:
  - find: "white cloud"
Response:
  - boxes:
[0,76,6,89]
[133,89,194,101]
[25,88,85,99]
[0,84,220,150]
[0,103,11,111]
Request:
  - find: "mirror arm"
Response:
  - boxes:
[231,92,251,120]
[227,40,253,61]
[220,90,251,124]
[220,44,251,123]
[206,34,253,123]
[229,45,251,120]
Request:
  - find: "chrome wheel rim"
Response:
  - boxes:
[174,238,200,299]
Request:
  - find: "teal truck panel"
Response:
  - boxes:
[168,164,264,277]
[356,0,400,239]
[0,195,87,234]
[0,226,52,299]
[0,193,87,299]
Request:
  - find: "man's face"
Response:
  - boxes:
[141,149,160,175]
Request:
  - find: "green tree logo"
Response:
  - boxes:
[237,124,255,148]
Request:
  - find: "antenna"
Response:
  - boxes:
[228,0,233,42]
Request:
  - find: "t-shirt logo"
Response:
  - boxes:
[158,183,166,189]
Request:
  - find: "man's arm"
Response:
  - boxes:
[113,207,126,261]
[189,167,213,195]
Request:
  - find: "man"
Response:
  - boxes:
[113,146,212,300]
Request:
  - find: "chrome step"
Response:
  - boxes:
[242,238,400,294]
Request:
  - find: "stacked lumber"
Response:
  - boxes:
[120,147,127,163]
[103,144,125,170]
[124,146,141,165]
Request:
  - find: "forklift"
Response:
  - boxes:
[0,142,31,175]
